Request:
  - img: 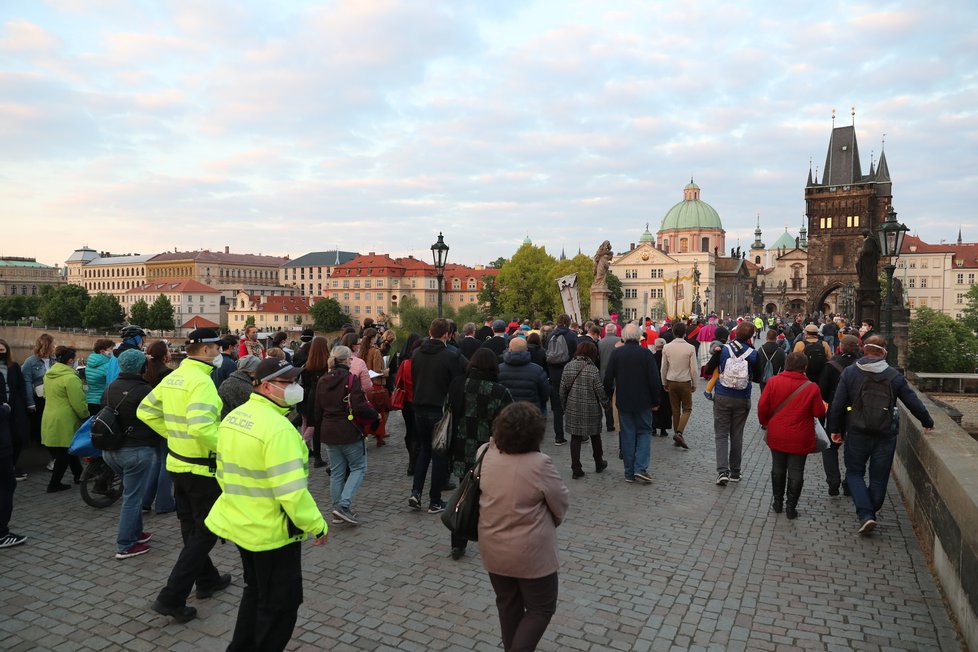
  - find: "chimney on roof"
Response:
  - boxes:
[630,243,635,251]
[225,246,230,254]
[369,252,375,256]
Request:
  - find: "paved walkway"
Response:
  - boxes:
[0,390,962,651]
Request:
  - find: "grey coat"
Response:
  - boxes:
[218,370,254,419]
[559,357,608,440]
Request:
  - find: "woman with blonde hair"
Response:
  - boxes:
[22,333,55,445]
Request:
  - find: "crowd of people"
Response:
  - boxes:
[0,306,938,651]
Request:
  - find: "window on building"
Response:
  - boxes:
[343,293,349,300]
[846,215,860,228]
[343,280,349,288]
[376,293,383,300]
[354,306,360,314]
[830,242,844,269]
[908,278,915,288]
[365,306,371,314]
[957,273,964,285]
[354,293,360,300]
[957,293,965,304]
[353,280,360,288]
[920,278,927,289]
[376,280,384,287]
[970,274,975,285]
[679,238,689,253]
[701,237,710,253]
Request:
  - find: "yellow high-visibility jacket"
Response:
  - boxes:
[137,358,223,477]
[205,393,327,551]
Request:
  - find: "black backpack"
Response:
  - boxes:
[91,391,131,451]
[848,368,899,436]
[803,340,827,381]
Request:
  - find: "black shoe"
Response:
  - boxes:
[46,483,71,493]
[152,601,197,623]
[595,460,608,473]
[450,547,465,560]
[785,506,798,520]
[828,484,840,497]
[771,497,783,513]
[313,458,327,468]
[196,573,232,599]
[554,438,567,446]
[572,469,585,479]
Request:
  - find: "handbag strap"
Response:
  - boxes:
[473,443,490,479]
[105,390,130,414]
[769,381,811,421]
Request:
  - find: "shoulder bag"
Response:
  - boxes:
[91,391,132,451]
[441,444,488,541]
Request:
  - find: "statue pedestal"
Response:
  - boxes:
[590,287,610,320]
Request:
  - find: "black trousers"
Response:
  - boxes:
[156,472,223,608]
[0,454,15,535]
[547,365,565,439]
[227,542,303,652]
[47,446,82,488]
[570,435,605,472]
[770,450,807,508]
[488,572,558,652]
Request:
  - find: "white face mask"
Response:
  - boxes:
[270,382,303,406]
[211,353,224,367]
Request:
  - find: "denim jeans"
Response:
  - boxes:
[843,431,897,521]
[412,407,448,504]
[104,446,157,551]
[618,409,652,479]
[142,442,176,513]
[326,440,367,510]
[713,394,750,474]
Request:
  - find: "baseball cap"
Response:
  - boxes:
[253,358,302,384]
[804,324,819,334]
[187,328,221,344]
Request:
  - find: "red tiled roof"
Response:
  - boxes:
[180,316,221,329]
[251,296,313,313]
[901,234,978,268]
[127,279,221,294]
[150,251,287,266]
[331,254,403,276]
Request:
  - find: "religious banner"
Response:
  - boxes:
[556,273,582,325]
[664,268,695,319]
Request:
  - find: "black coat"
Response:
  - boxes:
[1,364,28,450]
[603,341,662,412]
[314,364,378,446]
[0,374,12,457]
[103,373,163,448]
[499,350,550,409]
[458,336,482,360]
[410,338,467,410]
[480,335,509,362]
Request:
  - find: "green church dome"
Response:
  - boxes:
[639,223,654,243]
[659,180,723,232]
[770,229,797,250]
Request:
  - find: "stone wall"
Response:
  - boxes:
[892,388,978,651]
[930,393,978,436]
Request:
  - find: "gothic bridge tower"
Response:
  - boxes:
[805,111,892,323]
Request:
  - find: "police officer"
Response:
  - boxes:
[206,358,328,651]
[138,328,230,623]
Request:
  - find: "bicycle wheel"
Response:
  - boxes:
[79,457,123,508]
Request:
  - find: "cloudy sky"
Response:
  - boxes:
[2,1,976,269]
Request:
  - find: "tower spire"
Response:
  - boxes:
[958,227,963,246]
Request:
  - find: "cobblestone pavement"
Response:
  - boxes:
[1,390,962,651]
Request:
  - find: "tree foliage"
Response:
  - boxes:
[606,270,623,315]
[391,295,440,338]
[488,257,507,269]
[495,244,558,320]
[147,294,176,332]
[310,297,349,331]
[962,283,978,334]
[39,284,90,327]
[907,306,978,373]
[128,298,150,327]
[0,295,43,321]
[477,276,501,316]
[83,293,125,330]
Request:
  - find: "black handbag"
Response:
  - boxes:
[441,445,488,541]
[91,391,131,451]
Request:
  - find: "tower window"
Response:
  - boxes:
[679,238,689,253]
[701,237,709,253]
[830,242,844,269]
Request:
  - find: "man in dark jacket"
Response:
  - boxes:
[212,336,238,388]
[499,338,549,412]
[547,314,580,446]
[409,319,467,514]
[480,319,509,361]
[603,324,662,484]
[0,373,26,548]
[598,323,622,431]
[474,317,494,342]
[458,322,482,359]
[818,334,860,497]
[828,335,934,536]
[755,329,787,395]
[291,328,315,368]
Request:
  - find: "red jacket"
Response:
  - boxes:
[395,358,414,403]
[757,370,826,454]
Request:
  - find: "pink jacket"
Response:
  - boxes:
[478,441,570,578]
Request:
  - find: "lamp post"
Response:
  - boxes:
[704,287,712,315]
[876,206,909,366]
[430,232,450,318]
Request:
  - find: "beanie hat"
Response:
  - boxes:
[118,348,146,374]
[237,354,261,374]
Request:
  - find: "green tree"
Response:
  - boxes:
[309,297,348,331]
[391,295,441,337]
[245,315,256,328]
[495,244,558,320]
[477,276,501,316]
[488,257,507,269]
[147,293,176,332]
[39,284,89,327]
[83,292,125,330]
[607,270,623,315]
[550,253,595,319]
[907,306,978,372]
[129,298,150,327]
[962,283,978,333]
[454,303,483,327]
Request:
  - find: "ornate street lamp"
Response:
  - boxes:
[430,232,450,317]
[704,287,712,315]
[876,206,910,365]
